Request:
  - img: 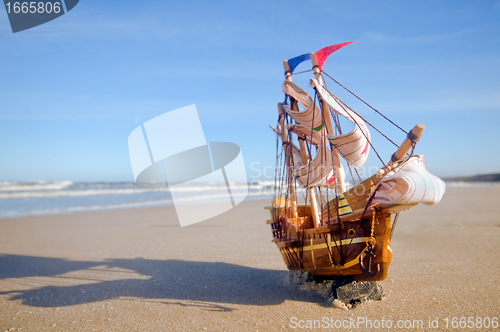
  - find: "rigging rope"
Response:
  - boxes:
[334,95,400,149]
[290,69,313,76]
[314,88,388,167]
[321,70,408,134]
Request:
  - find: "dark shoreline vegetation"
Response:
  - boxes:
[443,173,500,182]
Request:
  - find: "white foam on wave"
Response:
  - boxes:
[0,181,74,191]
[0,182,255,199]
[0,188,166,199]
[0,199,174,219]
[0,190,265,219]
[0,181,272,219]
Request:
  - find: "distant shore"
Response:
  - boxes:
[443,173,500,182]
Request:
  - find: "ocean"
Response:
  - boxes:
[1,180,496,220]
[0,181,274,219]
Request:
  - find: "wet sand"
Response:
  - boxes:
[0,186,499,331]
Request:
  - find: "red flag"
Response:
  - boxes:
[315,41,357,70]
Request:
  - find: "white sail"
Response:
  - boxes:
[309,78,371,169]
[282,81,323,129]
[287,124,342,188]
[270,124,304,167]
[373,156,446,206]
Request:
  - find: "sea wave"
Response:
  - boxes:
[0,181,74,191]
[0,181,272,219]
[0,199,173,219]
[0,181,268,199]
[0,189,270,219]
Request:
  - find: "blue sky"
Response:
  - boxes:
[0,0,499,182]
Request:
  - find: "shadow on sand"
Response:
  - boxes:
[0,255,324,309]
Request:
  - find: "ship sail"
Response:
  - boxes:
[286,124,340,188]
[310,78,371,169]
[373,156,446,206]
[282,81,324,129]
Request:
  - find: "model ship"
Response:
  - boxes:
[266,42,445,281]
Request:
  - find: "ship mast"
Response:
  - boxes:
[283,60,321,227]
[277,102,299,219]
[310,52,346,194]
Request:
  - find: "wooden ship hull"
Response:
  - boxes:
[266,175,393,281]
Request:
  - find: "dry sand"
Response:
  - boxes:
[0,186,499,331]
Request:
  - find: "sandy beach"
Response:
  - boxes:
[0,185,499,331]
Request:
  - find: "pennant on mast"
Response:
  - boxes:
[287,53,311,74]
[314,41,357,71]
